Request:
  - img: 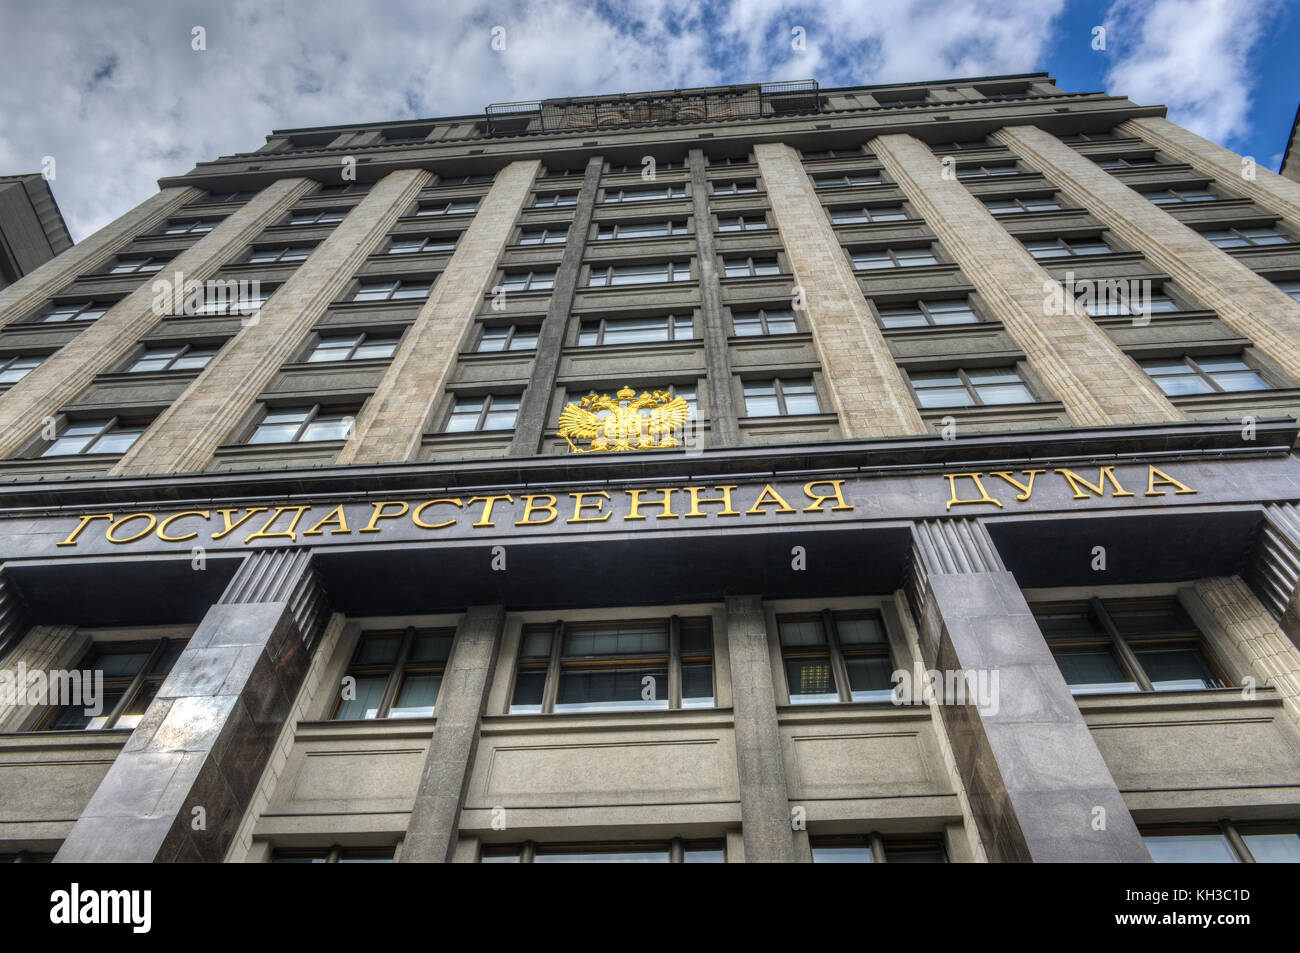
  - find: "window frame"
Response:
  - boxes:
[385,234,458,255]
[415,199,479,217]
[577,313,694,346]
[305,331,402,364]
[850,245,941,270]
[39,300,112,323]
[710,180,760,196]
[983,195,1063,215]
[721,255,782,279]
[246,403,359,445]
[37,415,149,458]
[602,184,686,204]
[34,638,186,732]
[475,323,539,353]
[350,278,433,302]
[730,306,799,337]
[715,213,769,232]
[1200,225,1291,249]
[905,365,1036,409]
[287,208,347,226]
[810,833,947,863]
[0,353,44,384]
[742,377,822,417]
[776,610,895,705]
[518,225,571,245]
[1023,236,1115,259]
[595,220,688,240]
[1139,354,1272,396]
[812,172,883,189]
[329,626,454,721]
[587,261,692,287]
[874,298,980,329]
[1141,820,1300,863]
[442,392,520,433]
[126,342,221,374]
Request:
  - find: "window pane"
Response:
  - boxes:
[564,623,668,656]
[681,662,714,707]
[509,671,546,714]
[389,673,441,718]
[1242,832,1300,863]
[974,382,1033,404]
[534,847,670,863]
[846,657,894,701]
[785,657,836,703]
[812,842,873,863]
[334,674,388,720]
[1052,647,1137,694]
[1134,646,1221,691]
[301,415,352,442]
[683,845,725,863]
[555,667,670,712]
[1211,370,1270,392]
[88,430,142,455]
[1144,834,1237,863]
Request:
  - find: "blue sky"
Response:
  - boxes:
[1,0,1296,240]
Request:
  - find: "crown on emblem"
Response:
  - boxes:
[616,385,636,400]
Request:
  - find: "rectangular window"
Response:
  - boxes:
[908,367,1034,408]
[351,279,432,302]
[812,172,881,188]
[272,847,396,863]
[1096,155,1163,170]
[801,148,863,160]
[744,378,820,416]
[519,226,570,245]
[482,839,725,863]
[500,270,555,292]
[331,627,453,720]
[509,616,714,714]
[596,220,687,240]
[722,256,781,278]
[955,163,1019,178]
[288,209,346,225]
[578,314,692,346]
[307,332,401,363]
[387,235,457,254]
[162,219,220,235]
[107,256,167,275]
[41,417,148,457]
[533,193,577,208]
[416,200,478,217]
[876,299,978,329]
[731,307,797,336]
[128,343,220,373]
[1143,822,1300,863]
[443,393,519,432]
[248,405,356,444]
[1032,598,1229,695]
[1140,355,1270,395]
[1078,287,1181,317]
[1276,279,1300,302]
[41,300,111,323]
[603,185,685,203]
[1144,188,1217,204]
[778,611,893,704]
[588,262,690,287]
[711,181,759,195]
[36,639,187,731]
[1201,226,1290,248]
[248,245,313,263]
[0,354,44,384]
[716,215,768,232]
[1024,237,1113,259]
[983,196,1061,215]
[476,324,539,352]
[830,206,906,224]
[811,835,946,863]
[851,246,939,270]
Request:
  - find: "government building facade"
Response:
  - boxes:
[1,73,1300,863]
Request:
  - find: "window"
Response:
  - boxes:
[1061,131,1120,143]
[732,307,797,336]
[331,627,453,720]
[1032,598,1229,695]
[35,639,187,731]
[382,133,428,144]
[387,235,457,254]
[202,190,256,204]
[500,269,555,292]
[708,155,751,166]
[596,220,687,240]
[1096,155,1163,170]
[533,192,577,208]
[1077,286,1181,317]
[316,183,368,195]
[438,174,495,185]
[603,185,685,203]
[417,200,479,216]
[578,314,692,346]
[717,214,768,232]
[482,839,725,863]
[955,163,1019,179]
[107,256,167,275]
[40,417,147,457]
[351,279,432,302]
[778,611,893,704]
[875,92,929,107]
[588,262,690,287]
[476,324,538,352]
[162,219,219,235]
[932,139,989,152]
[1140,355,1270,395]
[443,393,519,432]
[509,616,714,714]
[273,847,395,863]
[876,299,979,329]
[307,332,401,363]
[194,287,271,316]
[519,226,569,245]
[41,300,110,323]
[830,206,906,224]
[288,209,346,225]
[606,160,684,174]
[1143,822,1300,863]
[743,378,820,416]
[984,196,1061,215]
[811,835,946,863]
[128,344,220,372]
[908,367,1033,408]
[247,405,356,444]
[0,354,42,384]
[1023,237,1114,259]
[1277,279,1300,302]
[801,148,862,160]
[851,246,939,270]
[813,172,881,188]
[248,245,313,263]
[1201,226,1290,248]
[711,181,759,195]
[1143,187,1217,205]
[722,256,781,278]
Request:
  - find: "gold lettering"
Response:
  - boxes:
[944,473,1003,510]
[990,469,1046,502]
[412,498,463,530]
[802,479,853,512]
[1146,466,1197,497]
[682,485,740,518]
[626,488,677,521]
[1055,466,1135,500]
[747,484,797,515]
[212,507,268,540]
[56,513,114,547]
[244,505,312,543]
[568,491,612,523]
[105,513,157,545]
[466,494,514,528]
[157,510,211,543]
[361,500,409,533]
[302,505,352,536]
[516,494,557,526]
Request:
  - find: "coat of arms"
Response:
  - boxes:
[557,385,692,453]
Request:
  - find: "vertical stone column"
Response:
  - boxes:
[0,625,83,732]
[0,178,315,460]
[871,133,1181,427]
[401,605,504,863]
[752,143,926,438]
[1120,117,1300,230]
[1249,503,1300,649]
[0,186,202,329]
[687,149,741,447]
[996,124,1300,381]
[54,549,328,862]
[509,158,601,454]
[339,160,541,464]
[724,595,796,862]
[112,169,430,475]
[908,519,1149,862]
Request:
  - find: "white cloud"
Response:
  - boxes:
[1103,0,1278,147]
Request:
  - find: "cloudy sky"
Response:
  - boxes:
[1,0,1295,241]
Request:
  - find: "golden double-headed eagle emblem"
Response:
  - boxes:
[558,385,692,453]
